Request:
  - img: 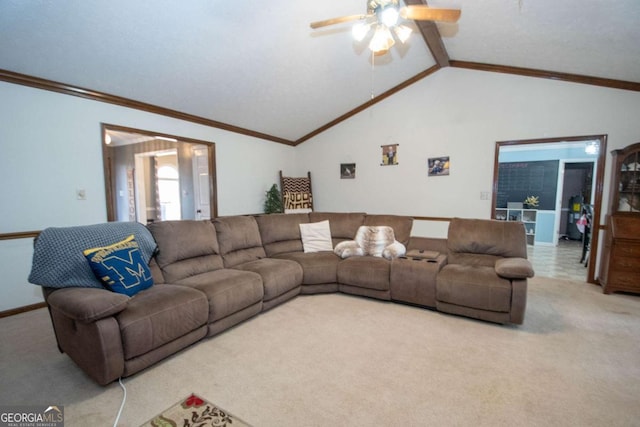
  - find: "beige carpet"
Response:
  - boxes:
[1,277,639,427]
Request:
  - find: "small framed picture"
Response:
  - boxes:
[428,156,450,176]
[381,144,398,166]
[341,163,356,179]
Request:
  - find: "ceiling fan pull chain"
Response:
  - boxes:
[371,50,375,100]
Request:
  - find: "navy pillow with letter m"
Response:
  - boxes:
[83,235,154,296]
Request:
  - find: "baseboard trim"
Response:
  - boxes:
[0,302,47,318]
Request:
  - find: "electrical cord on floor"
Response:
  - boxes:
[113,377,127,427]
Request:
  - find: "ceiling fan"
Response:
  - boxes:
[310,0,461,55]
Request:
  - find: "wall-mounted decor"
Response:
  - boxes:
[428,156,450,176]
[341,163,356,179]
[381,144,398,166]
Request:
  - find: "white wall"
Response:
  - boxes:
[296,67,640,238]
[2,67,640,311]
[0,81,295,311]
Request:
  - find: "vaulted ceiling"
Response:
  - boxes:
[1,0,639,145]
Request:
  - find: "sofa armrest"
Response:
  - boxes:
[495,257,535,279]
[46,287,129,323]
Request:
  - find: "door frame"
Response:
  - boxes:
[492,134,607,284]
[101,123,218,221]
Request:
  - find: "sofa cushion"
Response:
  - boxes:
[148,220,223,282]
[234,258,302,302]
[437,264,512,312]
[83,235,154,297]
[214,216,267,267]
[337,256,390,291]
[273,252,341,285]
[255,213,309,256]
[447,252,503,268]
[299,220,333,253]
[447,218,528,264]
[363,214,413,247]
[117,285,209,360]
[175,269,264,323]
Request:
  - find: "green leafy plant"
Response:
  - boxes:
[264,184,283,214]
[523,195,539,208]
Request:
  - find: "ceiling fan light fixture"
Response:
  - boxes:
[380,6,399,27]
[352,22,370,42]
[393,24,412,43]
[369,25,395,53]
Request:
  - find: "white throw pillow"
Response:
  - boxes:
[299,220,333,253]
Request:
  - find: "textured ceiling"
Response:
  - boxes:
[1,0,639,144]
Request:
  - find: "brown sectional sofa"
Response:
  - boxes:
[39,213,534,385]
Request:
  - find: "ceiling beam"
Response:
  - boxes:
[403,0,450,67]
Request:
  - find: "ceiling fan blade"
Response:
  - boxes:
[310,14,371,29]
[400,6,461,23]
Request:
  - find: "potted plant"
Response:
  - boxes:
[523,195,539,209]
[264,184,283,214]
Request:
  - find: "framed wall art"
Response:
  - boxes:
[340,163,356,179]
[381,144,398,166]
[428,156,450,176]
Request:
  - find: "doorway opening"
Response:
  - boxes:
[101,124,218,223]
[559,161,594,241]
[492,135,607,284]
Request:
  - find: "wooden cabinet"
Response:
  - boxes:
[599,215,640,294]
[599,142,640,295]
[609,142,640,213]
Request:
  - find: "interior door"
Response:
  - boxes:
[192,146,211,219]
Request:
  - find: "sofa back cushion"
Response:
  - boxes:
[255,213,309,257]
[363,214,413,247]
[147,220,223,283]
[214,216,267,267]
[447,218,527,267]
[309,212,366,246]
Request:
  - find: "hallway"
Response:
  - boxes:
[527,239,589,282]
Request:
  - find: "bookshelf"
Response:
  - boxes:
[495,208,537,245]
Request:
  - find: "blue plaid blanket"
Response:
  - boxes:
[29,222,157,289]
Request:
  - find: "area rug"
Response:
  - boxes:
[140,393,252,427]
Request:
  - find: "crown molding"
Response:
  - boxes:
[0,69,296,146]
[295,65,441,145]
[3,62,639,149]
[450,61,640,92]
